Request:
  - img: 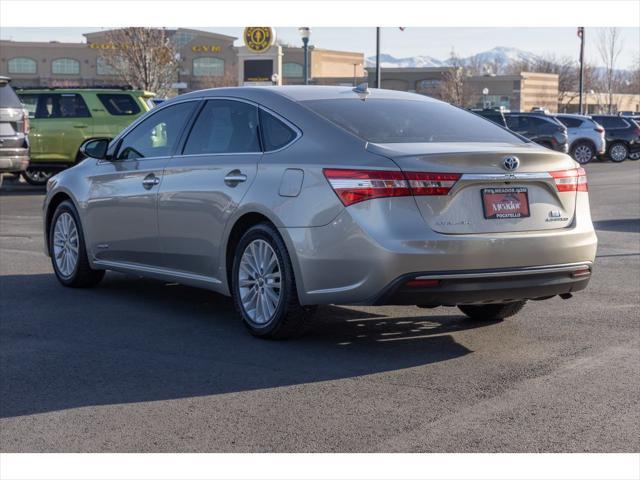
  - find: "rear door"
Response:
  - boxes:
[157,98,261,279]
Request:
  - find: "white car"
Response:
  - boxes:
[555,114,606,164]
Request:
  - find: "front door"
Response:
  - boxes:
[83,101,198,267]
[157,99,262,281]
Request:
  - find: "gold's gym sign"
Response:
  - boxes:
[243,27,274,53]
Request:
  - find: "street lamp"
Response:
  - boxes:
[482,87,490,108]
[298,27,311,85]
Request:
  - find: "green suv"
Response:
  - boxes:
[16,87,154,185]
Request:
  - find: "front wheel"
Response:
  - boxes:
[22,168,54,186]
[571,142,595,164]
[50,200,105,288]
[232,223,315,339]
[608,142,629,163]
[458,300,526,321]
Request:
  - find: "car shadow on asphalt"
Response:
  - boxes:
[0,272,500,418]
[593,218,640,234]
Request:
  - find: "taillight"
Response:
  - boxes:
[594,127,604,133]
[323,169,461,206]
[405,172,461,196]
[22,109,30,134]
[323,169,410,206]
[549,168,588,192]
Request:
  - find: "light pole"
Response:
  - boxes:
[482,87,490,108]
[375,27,381,88]
[298,27,311,85]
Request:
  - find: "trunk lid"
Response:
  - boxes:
[367,142,578,234]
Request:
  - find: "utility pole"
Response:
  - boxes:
[375,27,381,88]
[578,27,585,115]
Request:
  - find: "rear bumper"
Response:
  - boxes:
[280,196,597,306]
[0,148,29,173]
[372,262,592,306]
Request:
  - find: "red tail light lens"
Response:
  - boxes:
[549,168,588,192]
[323,169,461,206]
[323,169,410,206]
[594,127,604,133]
[405,172,461,196]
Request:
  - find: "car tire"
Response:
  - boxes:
[458,300,526,321]
[232,222,316,339]
[608,142,629,163]
[571,141,595,164]
[49,200,105,288]
[22,168,54,186]
[628,152,640,161]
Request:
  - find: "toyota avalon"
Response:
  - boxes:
[43,86,597,338]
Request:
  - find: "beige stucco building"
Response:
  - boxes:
[0,28,365,92]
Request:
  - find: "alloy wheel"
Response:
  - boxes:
[610,144,628,162]
[53,212,79,278]
[238,239,282,325]
[24,169,53,184]
[573,144,593,164]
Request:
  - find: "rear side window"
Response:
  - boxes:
[557,117,582,128]
[260,110,297,151]
[97,93,141,116]
[303,99,523,144]
[26,93,91,119]
[0,83,22,108]
[183,99,260,155]
[594,116,628,128]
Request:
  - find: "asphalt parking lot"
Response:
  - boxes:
[0,161,638,453]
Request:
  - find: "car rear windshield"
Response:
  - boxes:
[0,83,23,108]
[302,98,524,144]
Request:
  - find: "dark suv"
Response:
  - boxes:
[504,113,568,152]
[0,76,29,186]
[470,108,508,128]
[591,115,640,162]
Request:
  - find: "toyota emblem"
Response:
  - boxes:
[503,156,520,171]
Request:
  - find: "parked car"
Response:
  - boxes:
[554,114,606,164]
[470,108,508,128]
[504,113,569,153]
[0,76,29,187]
[590,115,640,162]
[16,87,155,185]
[43,86,597,339]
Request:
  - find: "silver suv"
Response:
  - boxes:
[43,87,597,339]
[0,76,29,186]
[555,114,606,164]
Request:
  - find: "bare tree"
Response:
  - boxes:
[597,27,625,113]
[438,49,471,106]
[99,27,179,98]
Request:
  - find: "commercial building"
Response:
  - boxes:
[367,67,560,112]
[0,28,365,91]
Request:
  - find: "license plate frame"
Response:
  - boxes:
[481,187,530,219]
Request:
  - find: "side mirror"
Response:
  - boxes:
[80,138,110,160]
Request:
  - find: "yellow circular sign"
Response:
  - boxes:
[244,27,274,53]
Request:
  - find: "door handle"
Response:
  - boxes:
[142,174,160,189]
[224,170,247,186]
[73,124,88,129]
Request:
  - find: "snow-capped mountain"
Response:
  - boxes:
[366,46,540,71]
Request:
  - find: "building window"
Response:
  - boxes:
[173,31,197,48]
[283,63,303,78]
[193,57,224,76]
[8,57,37,75]
[96,57,118,76]
[51,58,80,75]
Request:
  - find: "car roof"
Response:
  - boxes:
[181,85,439,103]
[15,88,154,96]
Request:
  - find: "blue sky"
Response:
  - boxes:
[2,27,638,68]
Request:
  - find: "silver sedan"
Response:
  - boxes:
[43,86,597,338]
